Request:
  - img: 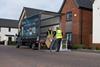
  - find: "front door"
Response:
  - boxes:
[8,37,12,45]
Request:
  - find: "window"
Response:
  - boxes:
[9,28,11,32]
[66,32,72,42]
[66,11,72,21]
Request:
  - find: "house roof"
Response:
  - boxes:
[24,7,59,18]
[24,7,42,18]
[0,18,18,28]
[75,0,94,9]
[59,0,94,12]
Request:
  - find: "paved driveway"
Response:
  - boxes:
[0,45,100,67]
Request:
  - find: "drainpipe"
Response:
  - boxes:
[80,9,83,45]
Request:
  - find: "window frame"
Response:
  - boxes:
[66,11,73,22]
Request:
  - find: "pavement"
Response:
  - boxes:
[72,49,100,54]
[0,45,100,67]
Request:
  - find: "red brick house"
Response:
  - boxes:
[60,0,94,48]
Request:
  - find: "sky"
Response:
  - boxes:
[0,0,63,20]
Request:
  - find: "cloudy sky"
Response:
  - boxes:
[0,0,63,20]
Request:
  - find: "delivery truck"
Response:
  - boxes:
[16,15,40,49]
[16,8,60,49]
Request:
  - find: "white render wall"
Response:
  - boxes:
[93,0,100,43]
[0,27,18,41]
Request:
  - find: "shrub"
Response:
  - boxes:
[71,44,84,49]
[8,41,16,45]
[62,44,67,49]
[96,47,100,50]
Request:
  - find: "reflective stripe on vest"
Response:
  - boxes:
[56,30,62,39]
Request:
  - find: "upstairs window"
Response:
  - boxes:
[66,11,72,21]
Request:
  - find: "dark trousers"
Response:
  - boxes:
[56,38,62,52]
[50,38,56,50]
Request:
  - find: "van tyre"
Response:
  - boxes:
[29,45,32,48]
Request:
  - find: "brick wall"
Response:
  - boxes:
[60,0,81,44]
[60,0,92,47]
[81,9,92,47]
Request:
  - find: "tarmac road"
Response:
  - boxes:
[0,45,100,67]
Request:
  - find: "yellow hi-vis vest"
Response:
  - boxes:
[48,31,53,36]
[56,30,62,39]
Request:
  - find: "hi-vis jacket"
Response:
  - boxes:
[56,30,63,39]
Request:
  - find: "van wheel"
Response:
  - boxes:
[29,45,32,48]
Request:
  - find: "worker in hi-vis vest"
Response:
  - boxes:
[55,27,63,52]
